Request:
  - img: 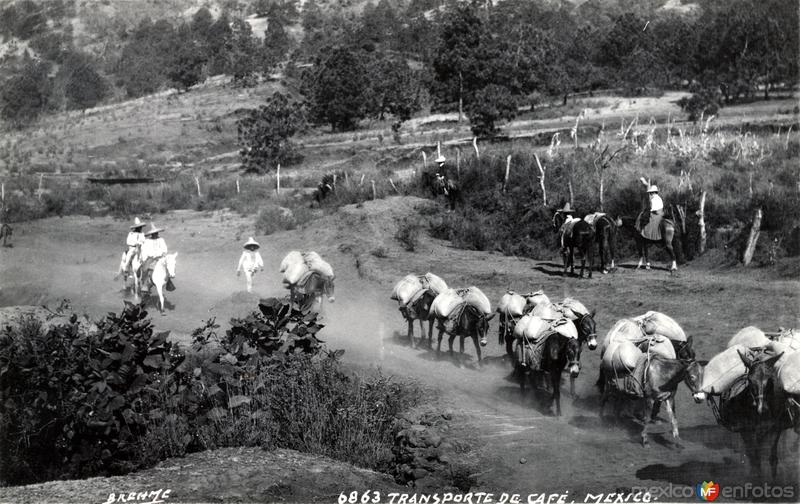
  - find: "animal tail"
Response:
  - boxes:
[596,367,605,393]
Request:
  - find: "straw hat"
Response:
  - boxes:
[130,217,144,229]
[243,237,260,250]
[144,223,163,236]
[647,185,659,193]
[435,155,446,163]
[557,202,575,213]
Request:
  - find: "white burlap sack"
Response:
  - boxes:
[422,273,448,295]
[558,298,590,320]
[306,254,334,279]
[778,351,800,395]
[460,286,492,315]
[600,319,645,358]
[532,303,561,321]
[283,260,309,285]
[634,311,687,342]
[778,329,800,353]
[392,275,424,305]
[767,340,796,370]
[700,344,749,395]
[515,315,551,342]
[552,318,578,339]
[525,291,551,309]
[280,251,304,272]
[498,292,527,317]
[602,339,643,375]
[431,289,465,319]
[641,336,676,359]
[727,326,769,349]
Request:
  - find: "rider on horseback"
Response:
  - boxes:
[140,223,174,291]
[636,179,664,241]
[123,217,145,275]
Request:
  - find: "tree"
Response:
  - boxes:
[223,18,258,85]
[237,92,305,173]
[466,84,517,136]
[168,25,208,90]
[302,46,370,131]
[1,58,52,126]
[59,53,109,110]
[364,54,422,122]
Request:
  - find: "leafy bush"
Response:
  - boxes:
[237,93,306,174]
[395,218,421,251]
[254,205,296,235]
[677,87,722,122]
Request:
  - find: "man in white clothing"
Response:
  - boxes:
[637,179,664,240]
[140,223,172,290]
[123,217,145,273]
[236,237,264,293]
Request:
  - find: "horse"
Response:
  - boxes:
[431,173,462,211]
[712,351,794,479]
[399,289,437,348]
[115,249,142,298]
[141,253,177,314]
[433,304,495,365]
[617,216,681,272]
[599,355,703,446]
[560,219,595,278]
[290,271,335,315]
[555,212,617,274]
[0,222,11,247]
[516,333,582,416]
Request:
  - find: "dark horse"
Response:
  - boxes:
[559,220,595,278]
[312,174,335,206]
[599,355,703,446]
[434,304,495,365]
[289,271,335,314]
[618,215,681,272]
[554,213,617,274]
[709,351,795,479]
[399,289,437,348]
[516,333,582,416]
[424,171,462,211]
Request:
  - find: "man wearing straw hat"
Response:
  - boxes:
[636,178,664,240]
[555,202,580,251]
[236,237,264,293]
[140,223,173,290]
[122,217,145,275]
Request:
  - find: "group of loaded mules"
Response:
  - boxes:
[392,275,800,476]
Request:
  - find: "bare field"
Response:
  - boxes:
[1,196,798,501]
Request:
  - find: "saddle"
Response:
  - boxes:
[517,331,554,371]
[609,354,649,397]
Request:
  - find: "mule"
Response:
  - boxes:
[599,356,703,446]
[434,304,495,365]
[141,253,177,314]
[618,216,681,272]
[0,222,11,247]
[555,213,617,274]
[291,271,335,315]
[714,351,794,479]
[516,333,581,416]
[399,289,436,348]
[115,249,142,299]
[560,220,595,278]
[431,174,462,211]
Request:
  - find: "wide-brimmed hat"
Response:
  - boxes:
[243,237,260,250]
[557,202,575,213]
[647,185,659,193]
[434,155,446,163]
[144,223,163,236]
[130,217,144,229]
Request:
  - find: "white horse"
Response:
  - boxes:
[115,250,142,298]
[142,253,178,314]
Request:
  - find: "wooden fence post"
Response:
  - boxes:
[742,207,762,266]
[359,174,365,186]
[194,176,201,197]
[422,152,428,171]
[38,173,44,200]
[697,191,707,255]
[276,164,281,195]
[236,178,240,194]
[371,180,377,200]
[472,137,479,159]
[534,154,546,206]
[503,155,511,193]
[456,149,461,179]
[389,178,400,194]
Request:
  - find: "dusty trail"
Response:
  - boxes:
[1,201,799,499]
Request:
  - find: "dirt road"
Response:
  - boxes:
[1,198,798,501]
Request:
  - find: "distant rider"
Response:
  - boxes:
[124,217,145,273]
[555,202,579,251]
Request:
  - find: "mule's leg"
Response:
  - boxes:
[156,283,165,315]
[428,318,435,347]
[641,398,654,446]
[769,429,783,480]
[407,318,414,346]
[552,369,562,416]
[664,396,679,440]
[569,246,576,275]
[436,326,445,354]
[665,238,677,271]
[448,332,456,356]
[471,335,482,364]
[587,240,594,279]
[579,248,586,278]
[562,248,569,277]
